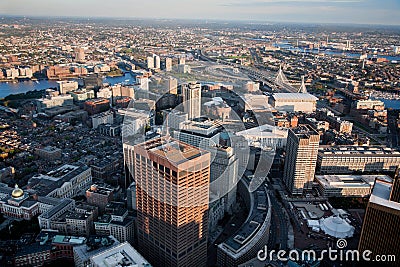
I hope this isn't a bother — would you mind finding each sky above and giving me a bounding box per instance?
[1,0,399,25]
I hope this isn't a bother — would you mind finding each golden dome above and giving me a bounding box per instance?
[12,184,24,199]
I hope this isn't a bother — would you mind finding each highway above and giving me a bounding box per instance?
[198,49,299,93]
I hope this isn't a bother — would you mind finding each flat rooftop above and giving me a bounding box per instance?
[137,137,208,165]
[315,174,392,188]
[319,146,400,156]
[272,93,318,102]
[90,242,151,267]
[236,124,288,138]
[369,180,400,211]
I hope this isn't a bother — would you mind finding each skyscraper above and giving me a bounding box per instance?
[358,178,400,265]
[283,125,320,195]
[165,57,173,71]
[134,137,210,267]
[153,54,161,69]
[147,56,154,69]
[182,82,201,120]
[167,77,178,94]
[75,47,85,62]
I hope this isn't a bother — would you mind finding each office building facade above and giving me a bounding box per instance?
[358,178,400,266]
[134,138,210,267]
[283,125,320,195]
[182,82,201,120]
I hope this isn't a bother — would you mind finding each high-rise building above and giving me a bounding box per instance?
[136,75,149,90]
[57,81,79,95]
[165,57,173,71]
[182,82,201,120]
[163,109,188,130]
[75,47,85,62]
[147,56,154,69]
[167,77,178,94]
[154,54,161,69]
[173,119,221,150]
[134,137,210,267]
[126,181,136,211]
[358,178,400,265]
[209,146,238,213]
[283,125,320,195]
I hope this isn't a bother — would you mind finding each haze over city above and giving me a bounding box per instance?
[0,1,399,267]
[1,0,400,25]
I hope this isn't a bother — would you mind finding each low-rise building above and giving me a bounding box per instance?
[35,146,62,160]
[84,98,110,115]
[315,174,392,197]
[91,111,114,129]
[90,242,151,267]
[28,164,92,199]
[36,95,74,111]
[317,146,400,174]
[269,93,318,113]
[236,124,288,149]
[86,184,114,213]
[94,203,135,244]
[73,235,120,267]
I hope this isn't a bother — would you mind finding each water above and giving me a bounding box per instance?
[0,72,137,99]
[379,99,400,110]
[273,42,400,61]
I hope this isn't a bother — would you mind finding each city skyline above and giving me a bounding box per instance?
[1,0,400,26]
[0,6,400,266]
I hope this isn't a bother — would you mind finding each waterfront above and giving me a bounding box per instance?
[379,99,400,110]
[0,72,137,99]
[274,42,400,61]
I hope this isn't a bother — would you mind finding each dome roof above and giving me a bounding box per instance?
[12,184,24,199]
[319,215,354,238]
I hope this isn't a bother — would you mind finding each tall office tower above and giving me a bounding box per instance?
[167,77,178,94]
[346,40,351,49]
[123,143,135,189]
[209,146,238,213]
[165,57,173,71]
[134,138,210,267]
[182,82,202,120]
[75,47,85,62]
[147,56,154,69]
[154,54,161,69]
[358,178,400,265]
[164,109,188,130]
[283,125,320,195]
[390,167,400,203]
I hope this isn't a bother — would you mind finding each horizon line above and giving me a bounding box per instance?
[1,14,400,27]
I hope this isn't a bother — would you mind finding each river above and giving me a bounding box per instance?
[379,99,400,110]
[0,72,137,99]
[273,42,400,61]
